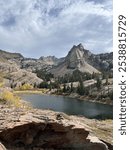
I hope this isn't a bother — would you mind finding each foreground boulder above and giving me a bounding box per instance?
[0,142,6,150]
[0,105,112,150]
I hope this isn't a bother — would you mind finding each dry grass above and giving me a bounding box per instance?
[14,88,49,94]
[0,90,33,110]
[0,91,21,107]
[14,90,43,94]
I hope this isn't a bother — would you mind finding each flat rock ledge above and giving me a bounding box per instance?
[0,104,112,150]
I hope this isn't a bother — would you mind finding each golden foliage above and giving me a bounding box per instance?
[19,83,33,90]
[0,91,21,107]
[0,82,4,87]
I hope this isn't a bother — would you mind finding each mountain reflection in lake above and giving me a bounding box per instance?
[19,94,113,120]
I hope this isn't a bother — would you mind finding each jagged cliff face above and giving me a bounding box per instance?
[50,44,100,76]
[66,44,99,72]
[0,44,113,83]
[66,44,86,69]
[65,43,113,73]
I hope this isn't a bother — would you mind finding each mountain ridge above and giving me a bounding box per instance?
[0,44,113,87]
[50,44,112,76]
[0,49,23,60]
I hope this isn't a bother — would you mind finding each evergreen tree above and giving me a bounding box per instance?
[105,77,109,85]
[70,82,74,92]
[34,82,37,88]
[39,82,49,88]
[96,78,102,89]
[63,83,67,93]
[66,85,71,93]
[85,88,89,96]
[77,80,85,95]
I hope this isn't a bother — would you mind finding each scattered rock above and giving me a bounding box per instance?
[56,113,64,120]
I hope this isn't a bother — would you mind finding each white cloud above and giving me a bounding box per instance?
[0,0,113,58]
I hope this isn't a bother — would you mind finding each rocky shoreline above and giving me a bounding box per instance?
[65,93,113,105]
[0,101,113,150]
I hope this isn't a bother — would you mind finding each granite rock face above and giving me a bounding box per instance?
[50,44,100,76]
[66,44,100,73]
[0,142,6,150]
[0,122,109,150]
[0,105,112,150]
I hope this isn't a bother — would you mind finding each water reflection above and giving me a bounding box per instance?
[19,94,113,119]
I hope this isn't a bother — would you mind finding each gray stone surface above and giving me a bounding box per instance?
[0,104,112,150]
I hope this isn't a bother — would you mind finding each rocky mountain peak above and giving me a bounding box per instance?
[67,44,85,58]
[77,43,84,50]
[50,44,99,75]
[70,43,84,52]
[71,43,84,50]
[65,44,86,69]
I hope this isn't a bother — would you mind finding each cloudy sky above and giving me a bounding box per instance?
[0,0,112,58]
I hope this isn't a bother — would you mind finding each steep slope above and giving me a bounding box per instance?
[0,50,42,87]
[86,52,113,72]
[0,49,23,60]
[50,44,100,76]
[0,62,42,87]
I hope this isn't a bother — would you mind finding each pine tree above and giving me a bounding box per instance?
[96,78,102,89]
[63,83,67,93]
[66,85,71,93]
[70,82,74,92]
[77,80,85,95]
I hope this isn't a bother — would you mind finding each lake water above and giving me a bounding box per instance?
[19,94,113,119]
